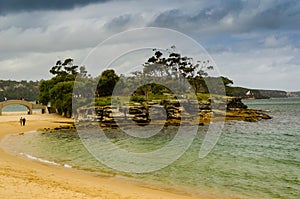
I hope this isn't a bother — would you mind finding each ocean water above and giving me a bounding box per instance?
[1,98,300,198]
[2,103,40,113]
[2,104,28,112]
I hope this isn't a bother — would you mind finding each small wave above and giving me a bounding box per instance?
[20,153,73,168]
[64,164,72,168]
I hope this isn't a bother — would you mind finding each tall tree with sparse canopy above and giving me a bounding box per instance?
[138,46,214,95]
[39,58,86,117]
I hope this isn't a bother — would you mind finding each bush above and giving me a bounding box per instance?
[130,96,145,103]
[95,97,112,106]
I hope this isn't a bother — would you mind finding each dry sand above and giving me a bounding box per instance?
[0,112,233,199]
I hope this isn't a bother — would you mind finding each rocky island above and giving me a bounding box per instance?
[75,96,271,129]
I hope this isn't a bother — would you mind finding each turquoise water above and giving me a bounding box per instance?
[2,104,28,112]
[2,98,300,198]
[2,102,40,113]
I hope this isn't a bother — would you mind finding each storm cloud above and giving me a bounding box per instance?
[150,0,300,33]
[0,0,299,90]
[0,0,110,14]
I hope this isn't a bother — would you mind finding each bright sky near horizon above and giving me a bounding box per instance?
[0,0,299,91]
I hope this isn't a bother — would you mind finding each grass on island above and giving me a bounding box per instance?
[90,93,228,108]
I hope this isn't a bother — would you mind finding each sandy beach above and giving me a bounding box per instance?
[0,112,232,199]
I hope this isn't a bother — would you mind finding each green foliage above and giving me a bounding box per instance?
[73,77,96,99]
[142,47,214,94]
[37,52,237,117]
[221,76,234,86]
[39,79,54,105]
[96,69,120,97]
[49,81,74,117]
[149,84,171,95]
[94,97,112,106]
[130,95,145,103]
[225,86,248,97]
[0,80,39,101]
[126,46,216,99]
[196,93,211,101]
[50,58,78,78]
[38,58,88,117]
[148,93,172,100]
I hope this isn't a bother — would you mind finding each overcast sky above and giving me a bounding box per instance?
[0,0,299,91]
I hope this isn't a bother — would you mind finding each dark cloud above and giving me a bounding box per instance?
[190,0,243,23]
[104,14,133,31]
[149,0,243,31]
[0,0,110,14]
[103,13,144,32]
[248,0,300,30]
[150,0,300,33]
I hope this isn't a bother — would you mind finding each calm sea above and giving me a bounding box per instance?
[2,102,41,113]
[1,98,300,198]
[2,104,28,112]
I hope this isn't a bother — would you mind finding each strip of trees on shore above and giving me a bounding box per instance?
[38,47,234,117]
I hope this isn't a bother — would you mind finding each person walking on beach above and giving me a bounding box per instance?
[20,117,23,126]
[22,117,26,126]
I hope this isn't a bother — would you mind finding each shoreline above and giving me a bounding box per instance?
[0,112,240,199]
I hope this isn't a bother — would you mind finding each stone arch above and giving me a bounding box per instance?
[0,100,48,115]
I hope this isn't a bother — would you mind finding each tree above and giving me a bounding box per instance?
[39,79,54,105]
[221,76,233,86]
[50,58,78,83]
[140,46,214,95]
[39,58,84,117]
[49,81,74,117]
[96,69,120,97]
